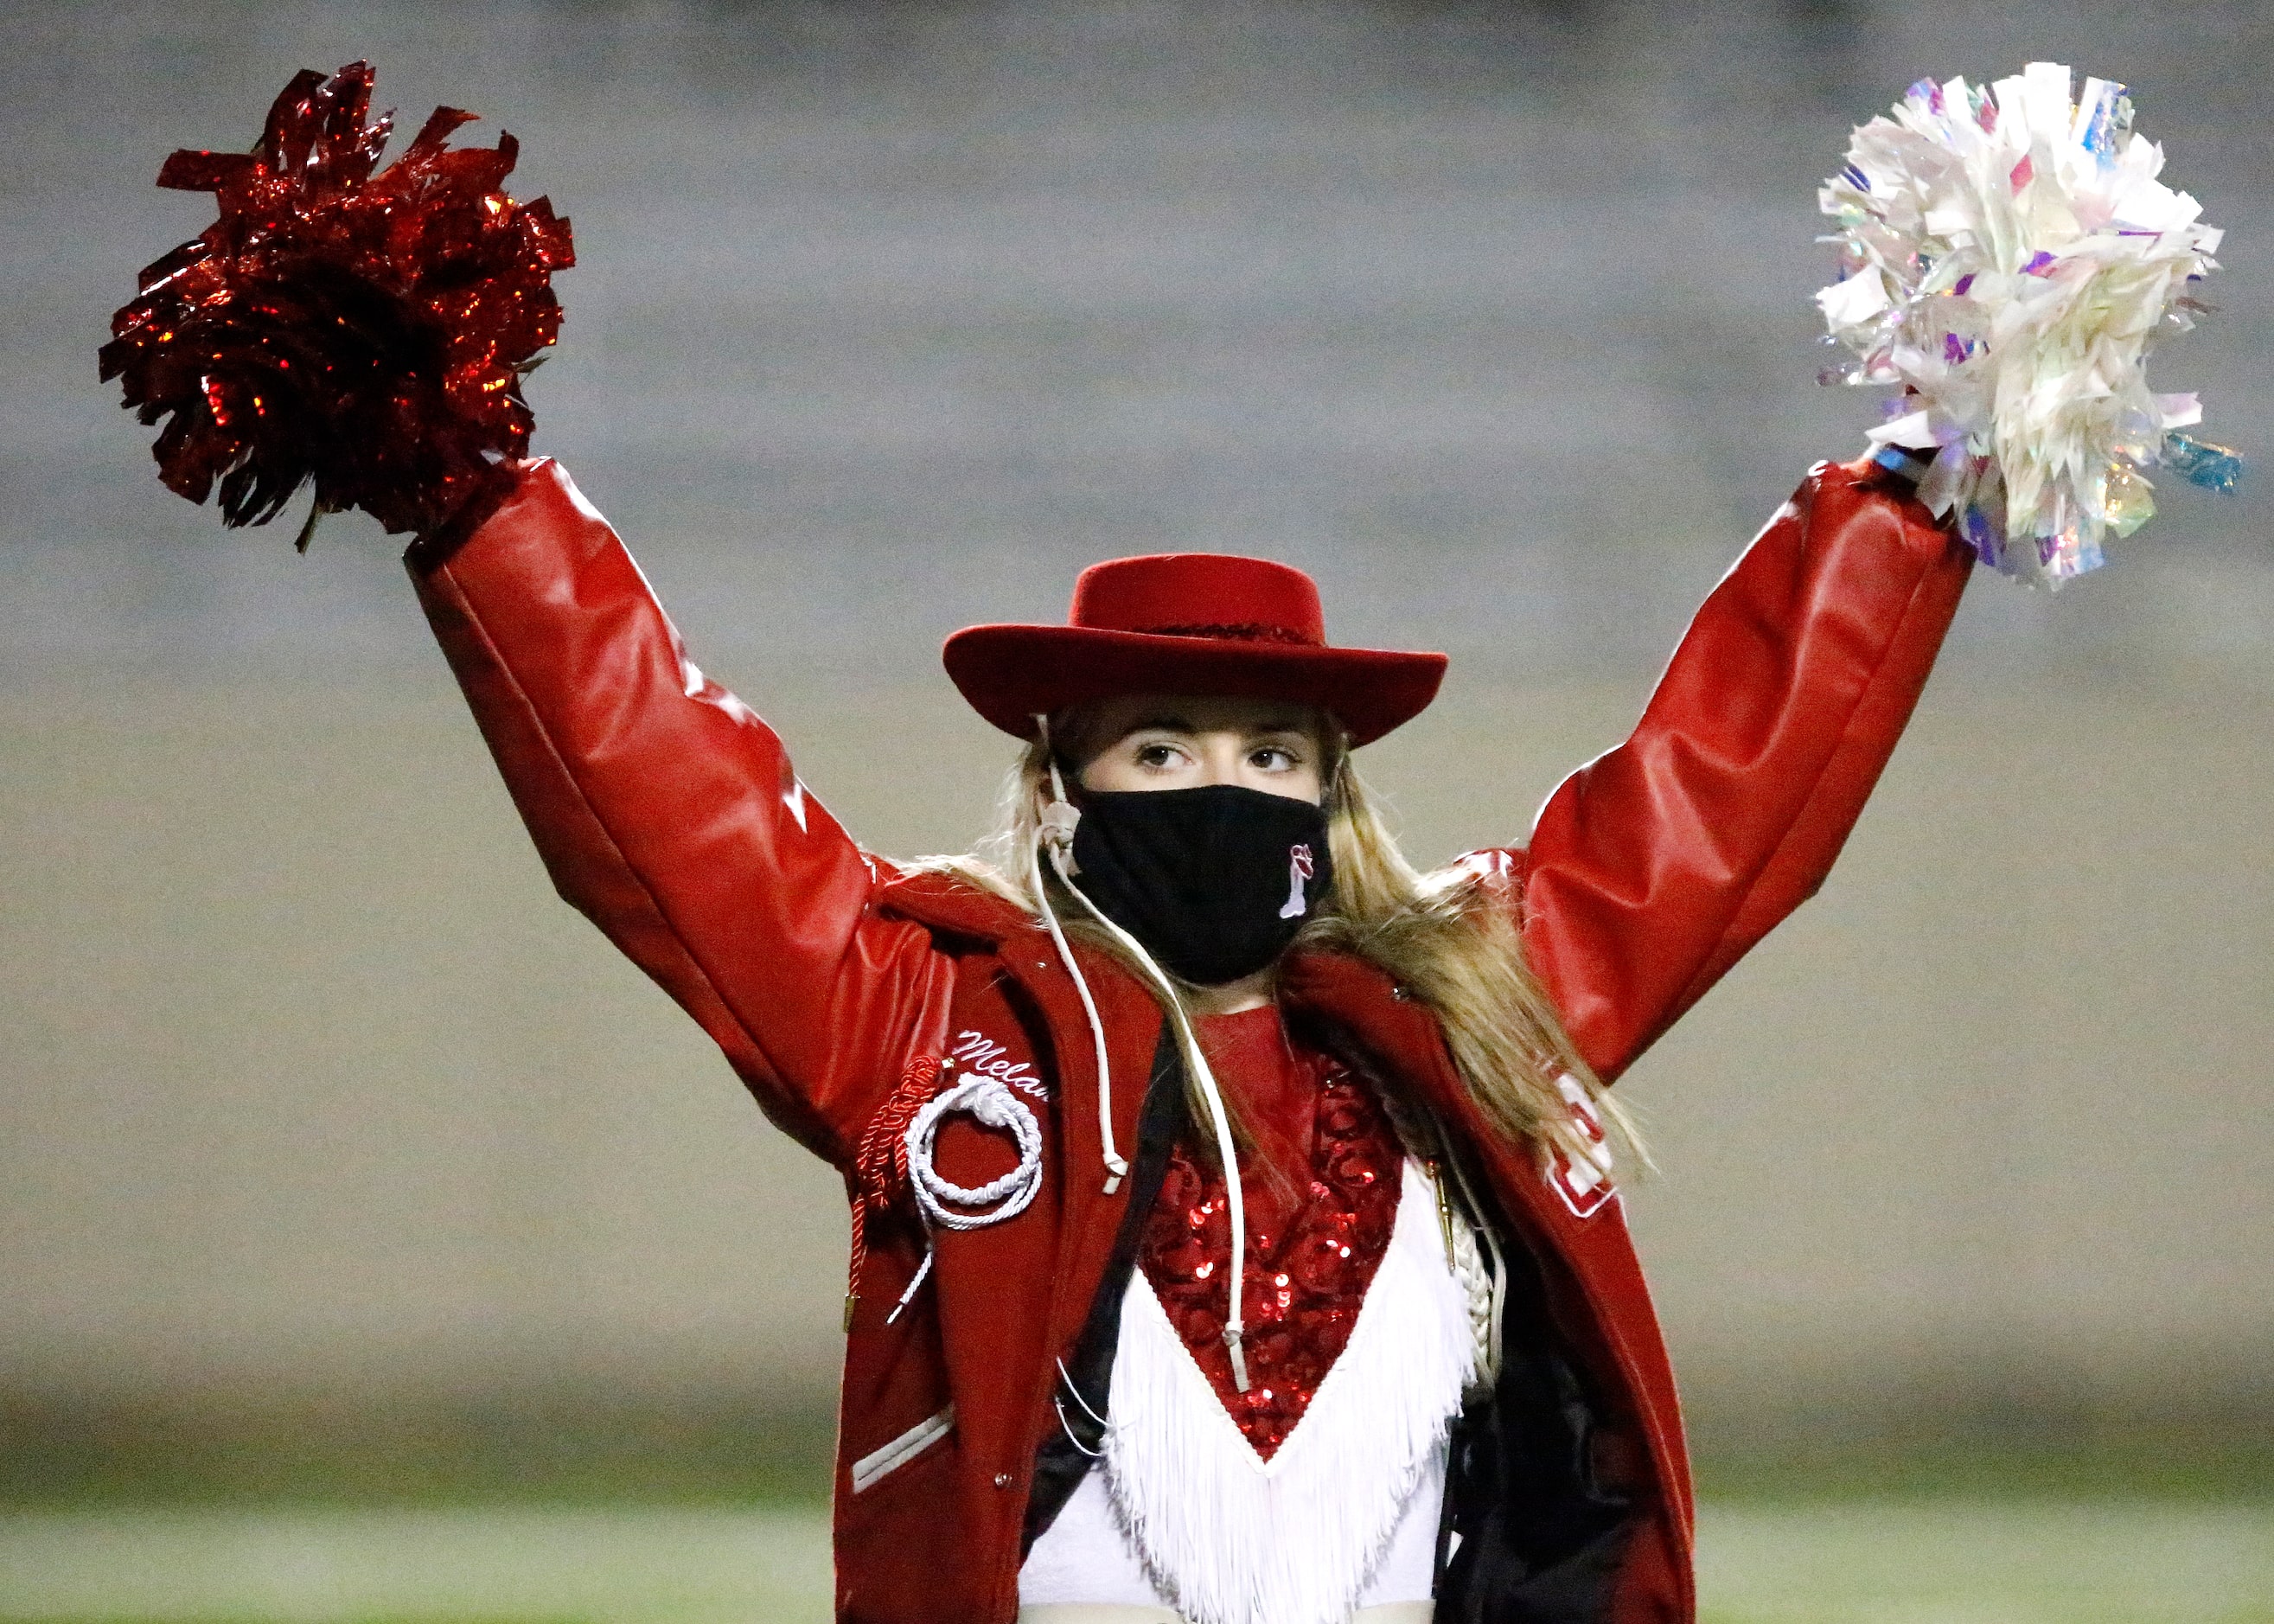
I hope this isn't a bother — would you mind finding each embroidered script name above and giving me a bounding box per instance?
[950,1030,1051,1103]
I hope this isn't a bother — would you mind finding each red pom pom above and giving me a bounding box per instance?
[99,63,574,543]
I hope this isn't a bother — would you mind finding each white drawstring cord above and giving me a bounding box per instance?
[1054,1356,1111,1457]
[1030,715,1253,1391]
[1032,720,1130,1197]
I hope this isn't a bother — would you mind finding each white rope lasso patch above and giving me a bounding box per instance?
[885,1066,1045,1322]
[906,1071,1045,1231]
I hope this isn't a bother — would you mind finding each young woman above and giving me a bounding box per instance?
[406,444,1970,1624]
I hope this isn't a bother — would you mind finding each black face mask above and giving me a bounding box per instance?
[1067,784,1333,985]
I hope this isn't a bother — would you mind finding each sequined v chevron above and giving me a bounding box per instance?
[1138,1016,1403,1458]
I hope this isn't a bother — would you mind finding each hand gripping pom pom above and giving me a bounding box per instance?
[98,63,574,545]
[1816,63,2236,585]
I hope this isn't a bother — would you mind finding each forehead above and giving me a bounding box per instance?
[1069,691,1327,750]
[1079,693,1319,739]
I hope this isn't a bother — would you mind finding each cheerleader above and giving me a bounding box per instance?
[104,59,2231,1624]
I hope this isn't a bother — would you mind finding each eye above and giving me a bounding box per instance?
[1249,744,1302,771]
[1135,741,1185,770]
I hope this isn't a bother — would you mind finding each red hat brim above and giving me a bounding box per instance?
[942,624,1448,747]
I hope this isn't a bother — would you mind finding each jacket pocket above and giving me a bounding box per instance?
[849,1404,956,1493]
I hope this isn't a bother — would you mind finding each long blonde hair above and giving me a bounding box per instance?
[905,720,1640,1176]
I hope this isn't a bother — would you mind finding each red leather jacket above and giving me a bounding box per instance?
[409,457,1970,1623]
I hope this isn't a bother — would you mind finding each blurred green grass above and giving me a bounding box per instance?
[3,1396,2268,1621]
[0,1396,840,1511]
[0,1506,834,1624]
[2,1500,2271,1624]
[9,1391,2271,1509]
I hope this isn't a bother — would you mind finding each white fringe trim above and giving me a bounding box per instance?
[1103,1160,1473,1624]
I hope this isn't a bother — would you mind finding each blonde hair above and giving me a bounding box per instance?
[905,718,1640,1177]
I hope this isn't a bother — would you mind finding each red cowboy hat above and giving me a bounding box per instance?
[942,553,1447,747]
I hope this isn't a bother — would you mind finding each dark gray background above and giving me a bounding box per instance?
[11,0,2271,692]
[4,0,2271,1460]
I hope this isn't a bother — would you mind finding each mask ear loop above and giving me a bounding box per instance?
[1029,713,1253,1391]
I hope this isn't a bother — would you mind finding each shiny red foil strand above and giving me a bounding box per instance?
[98,61,574,540]
[1140,1052,1403,1460]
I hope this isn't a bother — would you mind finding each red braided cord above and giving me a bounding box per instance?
[844,1053,948,1328]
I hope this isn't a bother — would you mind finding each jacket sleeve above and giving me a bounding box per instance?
[1520,457,1973,1084]
[406,459,950,1167]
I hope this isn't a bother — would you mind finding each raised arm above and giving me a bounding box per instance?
[407,460,949,1164]
[1519,457,1972,1083]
